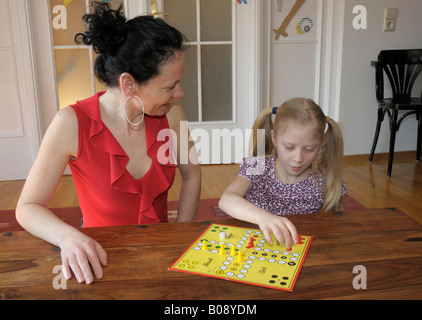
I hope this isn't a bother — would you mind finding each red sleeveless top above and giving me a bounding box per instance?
[68,92,176,227]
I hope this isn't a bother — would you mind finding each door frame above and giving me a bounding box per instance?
[0,0,42,180]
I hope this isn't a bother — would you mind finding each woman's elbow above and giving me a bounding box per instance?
[218,192,229,211]
[15,201,27,228]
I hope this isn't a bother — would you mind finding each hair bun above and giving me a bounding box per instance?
[75,1,128,56]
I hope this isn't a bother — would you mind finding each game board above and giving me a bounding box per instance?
[169,224,312,292]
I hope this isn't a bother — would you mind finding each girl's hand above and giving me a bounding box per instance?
[219,177,298,248]
[59,233,108,284]
[257,214,298,249]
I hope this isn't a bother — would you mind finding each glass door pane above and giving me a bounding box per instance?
[50,0,125,109]
[181,46,199,121]
[200,0,232,41]
[163,0,233,123]
[201,45,232,121]
[50,0,87,46]
[54,48,92,109]
[163,0,197,42]
[163,0,198,121]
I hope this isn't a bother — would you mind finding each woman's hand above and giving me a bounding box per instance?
[59,233,108,284]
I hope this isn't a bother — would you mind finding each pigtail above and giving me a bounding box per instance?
[314,116,344,211]
[249,108,276,157]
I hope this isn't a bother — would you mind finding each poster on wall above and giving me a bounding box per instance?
[272,0,318,41]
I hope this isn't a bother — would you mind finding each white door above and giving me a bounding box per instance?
[0,0,41,181]
[262,0,345,121]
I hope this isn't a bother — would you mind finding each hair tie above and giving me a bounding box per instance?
[324,116,330,133]
[272,107,278,115]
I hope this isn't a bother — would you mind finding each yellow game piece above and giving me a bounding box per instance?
[237,250,243,263]
[230,245,236,256]
[219,245,225,255]
[202,240,207,251]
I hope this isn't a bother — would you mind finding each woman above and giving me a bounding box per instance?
[16,2,201,284]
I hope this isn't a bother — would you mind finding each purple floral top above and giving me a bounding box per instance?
[238,156,347,216]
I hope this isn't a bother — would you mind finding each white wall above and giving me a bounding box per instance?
[340,0,422,155]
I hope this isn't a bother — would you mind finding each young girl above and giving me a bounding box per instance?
[219,98,346,249]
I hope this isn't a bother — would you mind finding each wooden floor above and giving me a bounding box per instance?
[1,151,421,225]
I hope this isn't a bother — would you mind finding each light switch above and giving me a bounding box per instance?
[384,8,397,32]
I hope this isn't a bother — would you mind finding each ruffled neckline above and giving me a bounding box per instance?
[75,91,175,223]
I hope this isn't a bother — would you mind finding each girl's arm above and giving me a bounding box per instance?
[219,176,298,248]
[16,107,107,284]
[167,103,201,222]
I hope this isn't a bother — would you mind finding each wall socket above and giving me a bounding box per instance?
[384,8,397,32]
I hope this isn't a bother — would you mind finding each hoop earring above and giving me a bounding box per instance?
[124,96,145,126]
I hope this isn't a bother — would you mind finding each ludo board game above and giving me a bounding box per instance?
[169,224,312,292]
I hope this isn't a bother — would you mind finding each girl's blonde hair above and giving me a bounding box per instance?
[249,98,344,212]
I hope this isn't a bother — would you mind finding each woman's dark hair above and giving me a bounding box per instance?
[74,1,185,87]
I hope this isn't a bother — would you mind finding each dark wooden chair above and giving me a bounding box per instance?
[369,49,422,177]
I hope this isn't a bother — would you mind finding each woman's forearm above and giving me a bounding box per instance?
[175,165,201,222]
[15,202,81,248]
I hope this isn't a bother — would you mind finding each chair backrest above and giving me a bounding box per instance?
[376,49,422,103]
